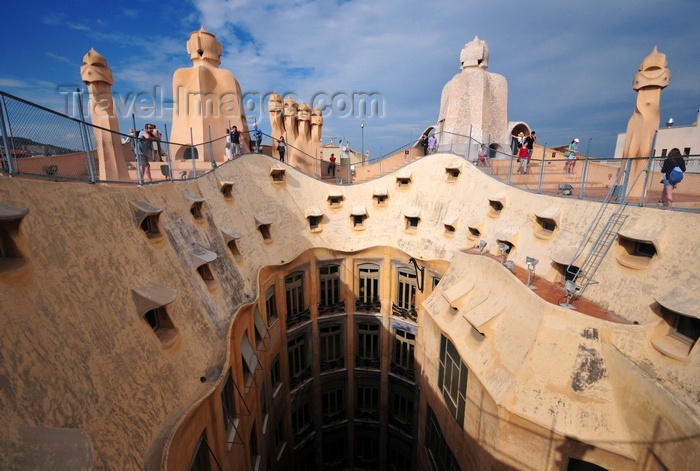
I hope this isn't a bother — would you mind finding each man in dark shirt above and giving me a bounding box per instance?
[660,149,686,207]
[230,126,241,157]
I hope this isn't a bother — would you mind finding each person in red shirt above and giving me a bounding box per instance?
[328,153,336,176]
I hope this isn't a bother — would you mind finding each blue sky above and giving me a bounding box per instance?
[1,0,698,157]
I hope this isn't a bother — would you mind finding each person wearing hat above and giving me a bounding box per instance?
[251,123,263,153]
[565,138,580,174]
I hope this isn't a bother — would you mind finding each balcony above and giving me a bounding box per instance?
[355,297,381,313]
[318,300,345,316]
[390,362,415,381]
[355,357,380,370]
[392,303,417,322]
[286,307,311,329]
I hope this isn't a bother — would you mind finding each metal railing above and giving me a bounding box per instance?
[2,90,698,212]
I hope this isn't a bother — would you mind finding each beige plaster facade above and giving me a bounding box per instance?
[1,152,698,470]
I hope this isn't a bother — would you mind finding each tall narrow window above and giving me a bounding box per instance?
[292,402,312,442]
[249,423,259,470]
[438,335,468,425]
[356,386,379,418]
[221,371,236,438]
[394,267,417,321]
[391,328,415,380]
[319,264,342,312]
[265,286,278,324]
[357,263,380,312]
[320,324,344,371]
[357,322,380,368]
[322,388,345,421]
[285,271,307,327]
[425,406,460,471]
[288,334,310,389]
[189,432,212,471]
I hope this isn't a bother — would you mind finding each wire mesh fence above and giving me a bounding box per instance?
[1,91,698,212]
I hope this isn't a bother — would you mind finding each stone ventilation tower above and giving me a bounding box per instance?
[80,48,130,181]
[170,27,249,162]
[437,36,508,155]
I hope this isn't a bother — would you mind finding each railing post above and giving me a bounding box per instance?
[537,143,546,193]
[0,94,15,175]
[207,126,216,170]
[76,88,96,183]
[640,131,658,207]
[163,123,173,180]
[579,154,589,199]
[132,115,143,185]
[190,127,197,179]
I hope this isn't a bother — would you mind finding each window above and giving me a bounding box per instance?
[292,402,312,442]
[567,458,608,470]
[319,264,341,310]
[446,168,460,180]
[274,421,286,456]
[271,168,285,182]
[308,215,321,231]
[140,214,160,238]
[241,332,259,390]
[355,434,380,467]
[220,182,234,199]
[425,406,460,471]
[189,432,212,471]
[357,263,380,311]
[322,435,346,468]
[373,193,388,206]
[397,177,411,187]
[438,335,468,426]
[327,195,344,207]
[285,271,307,327]
[489,199,503,216]
[190,202,204,220]
[265,286,278,324]
[258,223,272,241]
[356,386,379,417]
[320,324,344,370]
[670,312,700,347]
[467,226,481,239]
[391,390,414,429]
[250,423,260,470]
[538,217,557,233]
[288,334,310,388]
[196,263,216,289]
[405,216,420,230]
[444,224,456,235]
[144,306,177,344]
[617,236,657,269]
[322,388,345,421]
[357,322,380,368]
[391,328,415,379]
[221,371,237,436]
[270,356,281,392]
[227,238,241,258]
[394,267,417,321]
[396,268,416,310]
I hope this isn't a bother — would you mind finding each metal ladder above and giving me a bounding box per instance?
[567,170,630,299]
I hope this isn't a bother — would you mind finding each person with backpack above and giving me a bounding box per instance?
[660,148,686,207]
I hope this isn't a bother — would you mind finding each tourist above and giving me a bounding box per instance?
[517,144,531,174]
[419,134,428,155]
[251,124,263,153]
[276,136,286,162]
[564,138,579,174]
[512,132,525,155]
[477,144,488,167]
[660,148,686,207]
[428,134,438,154]
[224,129,233,161]
[229,126,241,157]
[524,131,536,157]
[328,153,336,177]
[137,123,159,182]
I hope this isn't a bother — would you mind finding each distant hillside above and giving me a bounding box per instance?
[6,137,77,157]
